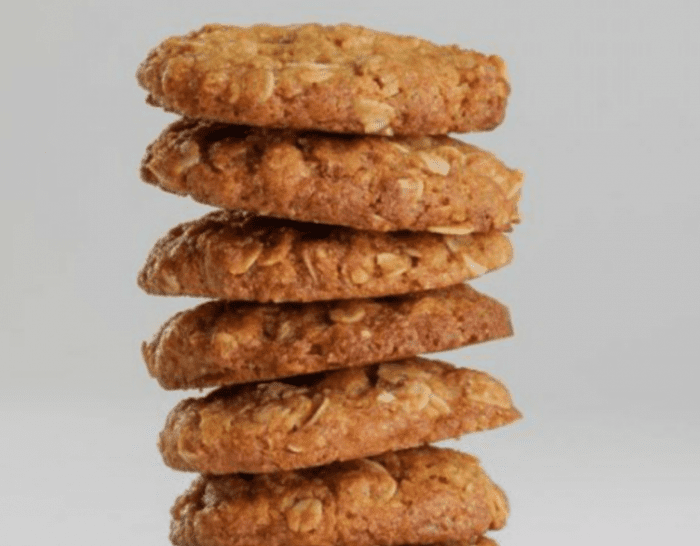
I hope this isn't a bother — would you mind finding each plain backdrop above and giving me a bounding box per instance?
[2,1,699,544]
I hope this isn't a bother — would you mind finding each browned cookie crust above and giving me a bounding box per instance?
[136,23,509,135]
[170,446,508,546]
[159,357,521,473]
[141,119,522,233]
[137,211,512,302]
[143,284,512,390]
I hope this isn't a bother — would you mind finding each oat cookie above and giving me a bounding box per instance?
[137,211,512,302]
[159,357,520,473]
[170,446,508,546]
[143,284,512,390]
[142,119,522,233]
[137,23,509,136]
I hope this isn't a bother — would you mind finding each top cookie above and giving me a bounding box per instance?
[137,23,510,135]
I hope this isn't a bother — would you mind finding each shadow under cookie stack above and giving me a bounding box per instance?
[136,23,523,546]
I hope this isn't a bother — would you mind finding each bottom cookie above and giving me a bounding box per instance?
[170,446,507,546]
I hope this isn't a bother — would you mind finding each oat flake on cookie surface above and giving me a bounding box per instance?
[137,23,510,135]
[142,119,522,233]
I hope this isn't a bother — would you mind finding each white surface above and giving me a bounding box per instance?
[2,1,700,544]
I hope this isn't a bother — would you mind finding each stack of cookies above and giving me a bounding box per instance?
[136,23,523,546]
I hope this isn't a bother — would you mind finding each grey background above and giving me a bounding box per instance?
[2,1,699,544]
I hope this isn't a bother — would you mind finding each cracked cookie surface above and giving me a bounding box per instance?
[137,211,512,302]
[159,357,521,473]
[141,119,522,233]
[170,446,508,546]
[143,284,512,390]
[137,23,509,135]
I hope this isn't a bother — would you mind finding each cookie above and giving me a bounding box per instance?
[169,446,508,546]
[137,211,512,302]
[143,284,512,390]
[141,119,522,233]
[159,357,520,473]
[137,23,509,136]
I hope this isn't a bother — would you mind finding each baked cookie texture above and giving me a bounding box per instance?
[135,21,520,546]
[137,211,513,302]
[169,446,508,546]
[143,284,512,390]
[158,357,521,473]
[137,23,509,136]
[141,119,522,233]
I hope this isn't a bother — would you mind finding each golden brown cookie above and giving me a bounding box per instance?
[159,357,521,473]
[141,119,522,233]
[143,284,512,390]
[137,211,512,302]
[137,23,509,136]
[169,446,508,546]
